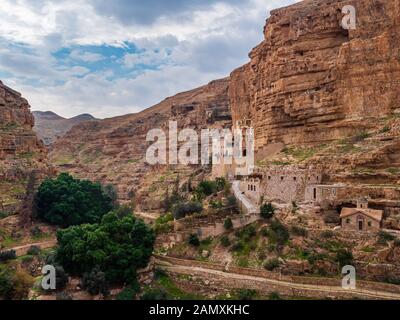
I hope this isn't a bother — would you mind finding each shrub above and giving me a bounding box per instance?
[260,203,275,220]
[210,200,223,209]
[36,173,114,227]
[27,245,41,256]
[56,212,155,284]
[56,292,73,300]
[264,258,281,271]
[236,225,257,242]
[336,249,354,268]
[196,181,218,197]
[291,226,308,238]
[269,292,282,300]
[30,226,43,238]
[227,195,237,207]
[215,178,227,192]
[117,283,140,300]
[224,218,233,230]
[220,236,231,247]
[141,288,169,300]
[113,205,133,218]
[268,220,289,246]
[321,230,334,239]
[173,201,203,220]
[378,231,396,245]
[82,267,110,296]
[323,212,340,224]
[236,289,257,300]
[55,265,69,290]
[0,265,34,300]
[232,241,244,253]
[188,234,200,247]
[0,250,16,262]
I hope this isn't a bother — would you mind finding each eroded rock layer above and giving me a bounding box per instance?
[229,0,400,153]
[0,81,50,212]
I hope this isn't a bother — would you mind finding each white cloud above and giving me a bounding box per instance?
[0,0,299,118]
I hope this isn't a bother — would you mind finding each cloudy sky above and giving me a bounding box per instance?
[0,0,298,119]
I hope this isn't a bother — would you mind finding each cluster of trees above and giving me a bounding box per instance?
[172,201,203,219]
[35,173,114,227]
[56,210,155,285]
[33,173,155,296]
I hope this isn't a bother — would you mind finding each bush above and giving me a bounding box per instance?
[236,225,257,242]
[269,292,282,300]
[0,250,16,262]
[117,283,140,300]
[188,234,200,247]
[268,220,289,246]
[27,246,41,256]
[378,231,396,245]
[173,201,203,220]
[224,218,233,230]
[141,288,169,300]
[227,195,237,207]
[231,241,244,253]
[56,292,73,300]
[323,212,340,224]
[0,265,34,300]
[321,230,334,239]
[55,265,68,290]
[260,203,275,220]
[36,173,114,227]
[264,258,281,271]
[291,226,308,238]
[82,267,110,296]
[220,236,231,247]
[336,249,354,268]
[215,178,227,192]
[56,212,155,284]
[196,181,218,198]
[236,289,257,300]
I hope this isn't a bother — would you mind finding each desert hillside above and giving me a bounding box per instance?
[33,111,97,145]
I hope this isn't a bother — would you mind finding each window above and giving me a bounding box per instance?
[346,218,351,224]
[368,221,372,227]
[254,186,257,192]
[268,176,271,180]
[293,177,297,181]
[313,188,317,200]
[281,177,284,181]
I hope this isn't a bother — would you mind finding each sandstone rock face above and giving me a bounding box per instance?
[50,78,231,204]
[0,81,50,212]
[229,0,400,153]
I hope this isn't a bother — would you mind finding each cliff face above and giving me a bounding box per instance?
[229,0,400,154]
[0,81,50,212]
[50,78,231,206]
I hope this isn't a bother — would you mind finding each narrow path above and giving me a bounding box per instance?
[2,239,57,257]
[156,257,400,300]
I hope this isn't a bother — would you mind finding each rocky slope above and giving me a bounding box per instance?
[33,111,97,145]
[49,78,231,207]
[0,81,51,214]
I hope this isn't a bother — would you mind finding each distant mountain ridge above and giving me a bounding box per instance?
[33,111,97,145]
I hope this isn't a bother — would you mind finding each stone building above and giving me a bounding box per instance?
[305,184,347,203]
[340,199,383,232]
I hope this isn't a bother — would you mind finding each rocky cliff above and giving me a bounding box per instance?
[50,78,231,207]
[230,0,400,154]
[33,111,97,145]
[0,81,50,213]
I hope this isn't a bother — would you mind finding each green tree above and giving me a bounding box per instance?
[172,201,203,219]
[336,249,354,268]
[224,218,233,230]
[56,211,155,284]
[260,203,275,220]
[82,266,110,296]
[36,173,114,227]
[196,181,218,198]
